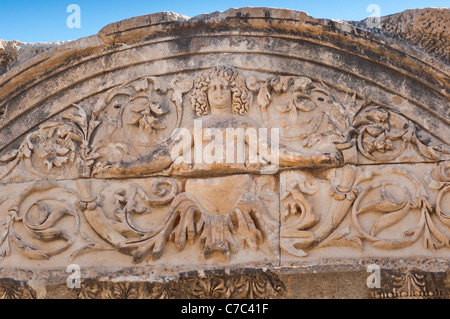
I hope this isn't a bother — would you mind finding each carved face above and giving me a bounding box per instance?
[207,77,232,113]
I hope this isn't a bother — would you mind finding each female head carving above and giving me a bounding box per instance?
[190,66,250,116]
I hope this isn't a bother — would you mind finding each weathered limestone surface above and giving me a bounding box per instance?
[0,7,448,299]
[355,8,450,63]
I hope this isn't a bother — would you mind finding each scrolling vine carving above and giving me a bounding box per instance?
[0,66,448,264]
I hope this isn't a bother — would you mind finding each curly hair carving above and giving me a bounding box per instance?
[190,66,250,117]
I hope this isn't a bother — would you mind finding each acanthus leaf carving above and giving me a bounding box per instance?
[281,162,450,257]
[117,175,278,263]
[0,64,447,181]
[0,103,100,182]
[0,171,281,264]
[281,166,358,256]
[350,166,450,251]
[314,224,363,251]
[90,75,187,175]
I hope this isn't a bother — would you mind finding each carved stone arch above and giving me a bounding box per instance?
[0,7,448,299]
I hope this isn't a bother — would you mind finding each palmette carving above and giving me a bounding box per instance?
[184,272,286,299]
[372,269,448,299]
[77,280,141,299]
[0,280,36,299]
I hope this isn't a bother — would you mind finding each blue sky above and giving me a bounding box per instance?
[1,0,448,42]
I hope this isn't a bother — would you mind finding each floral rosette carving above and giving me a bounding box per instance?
[347,106,449,163]
[425,162,450,235]
[0,104,99,181]
[91,75,190,169]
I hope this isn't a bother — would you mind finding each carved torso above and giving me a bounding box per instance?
[0,8,448,299]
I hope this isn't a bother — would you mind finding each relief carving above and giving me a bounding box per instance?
[0,104,99,182]
[0,279,36,299]
[246,74,350,148]
[0,174,278,264]
[91,76,189,171]
[0,67,448,264]
[338,105,449,164]
[280,166,359,257]
[0,183,79,260]
[372,269,448,299]
[77,271,286,299]
[119,175,278,262]
[0,7,448,298]
[281,162,450,258]
[2,66,446,184]
[93,66,343,178]
[350,166,450,250]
